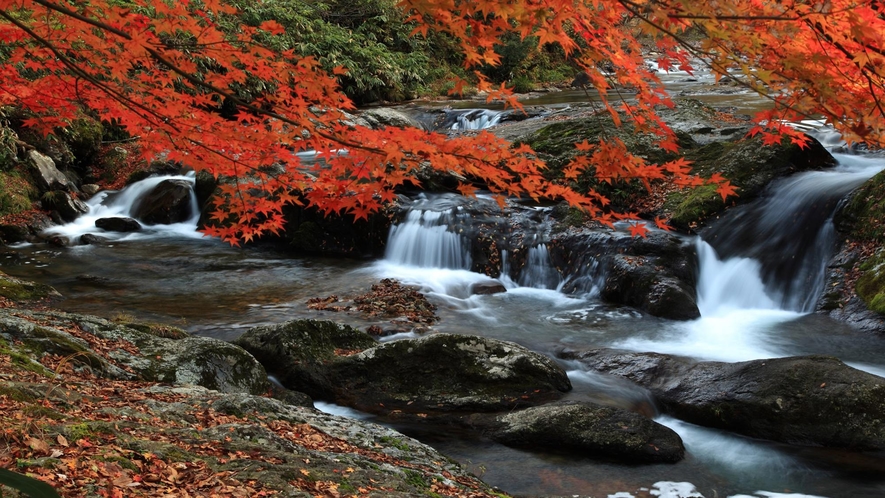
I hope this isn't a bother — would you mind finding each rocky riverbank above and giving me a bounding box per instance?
[0,274,507,497]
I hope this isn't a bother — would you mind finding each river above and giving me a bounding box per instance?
[2,77,885,497]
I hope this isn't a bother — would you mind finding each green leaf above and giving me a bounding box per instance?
[0,468,61,498]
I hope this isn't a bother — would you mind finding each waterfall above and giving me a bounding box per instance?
[384,209,472,270]
[699,153,884,312]
[517,244,563,290]
[44,173,201,240]
[449,109,505,131]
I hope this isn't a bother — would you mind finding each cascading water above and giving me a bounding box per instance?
[384,209,473,270]
[700,153,885,312]
[517,243,563,290]
[449,109,505,131]
[44,173,201,241]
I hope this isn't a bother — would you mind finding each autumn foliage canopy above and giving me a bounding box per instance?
[1,0,885,243]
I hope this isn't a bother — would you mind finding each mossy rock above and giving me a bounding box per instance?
[517,115,694,212]
[857,250,885,315]
[0,271,61,302]
[664,135,835,229]
[839,169,885,243]
[234,319,376,393]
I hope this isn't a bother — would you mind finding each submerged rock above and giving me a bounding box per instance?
[567,349,885,450]
[484,401,685,463]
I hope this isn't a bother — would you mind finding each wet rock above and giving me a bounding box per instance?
[280,203,391,258]
[323,334,571,415]
[96,216,141,232]
[470,282,507,295]
[602,255,700,320]
[132,179,193,224]
[567,349,885,450]
[234,319,377,394]
[484,401,685,463]
[81,184,101,196]
[0,271,61,303]
[550,228,700,320]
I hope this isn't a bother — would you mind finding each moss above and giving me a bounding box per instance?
[379,436,411,452]
[0,272,58,302]
[65,422,94,442]
[95,455,139,472]
[664,183,722,229]
[842,170,885,243]
[0,168,36,218]
[402,469,428,489]
[0,338,53,377]
[22,405,64,420]
[857,250,885,315]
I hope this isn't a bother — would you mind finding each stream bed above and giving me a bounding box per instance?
[3,73,885,496]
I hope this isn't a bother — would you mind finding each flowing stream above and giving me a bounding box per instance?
[4,123,885,495]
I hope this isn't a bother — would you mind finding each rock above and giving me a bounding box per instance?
[96,217,141,232]
[485,401,685,463]
[234,319,378,393]
[323,334,571,415]
[550,228,700,320]
[359,108,421,129]
[81,184,101,196]
[666,133,836,230]
[42,191,89,222]
[470,282,507,295]
[29,150,75,192]
[602,255,700,320]
[567,349,885,450]
[0,271,61,302]
[0,309,270,395]
[132,179,194,224]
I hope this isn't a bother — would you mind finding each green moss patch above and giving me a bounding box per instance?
[857,250,885,315]
[842,170,885,243]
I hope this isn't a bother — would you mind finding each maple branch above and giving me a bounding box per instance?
[0,8,173,131]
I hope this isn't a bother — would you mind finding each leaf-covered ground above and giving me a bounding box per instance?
[0,301,504,497]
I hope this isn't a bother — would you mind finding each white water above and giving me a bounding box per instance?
[450,109,505,131]
[44,173,202,241]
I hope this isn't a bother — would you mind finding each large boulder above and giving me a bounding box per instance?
[323,334,571,415]
[132,179,194,224]
[234,319,377,392]
[359,108,422,129]
[483,401,685,463]
[565,349,885,450]
[29,150,75,192]
[42,191,89,222]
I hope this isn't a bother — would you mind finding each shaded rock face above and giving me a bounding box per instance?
[43,192,89,222]
[0,309,270,395]
[566,349,885,450]
[29,150,75,192]
[485,401,684,463]
[550,229,700,320]
[326,334,572,414]
[132,179,194,224]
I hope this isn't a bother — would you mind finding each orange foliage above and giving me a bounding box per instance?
[1,0,884,243]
